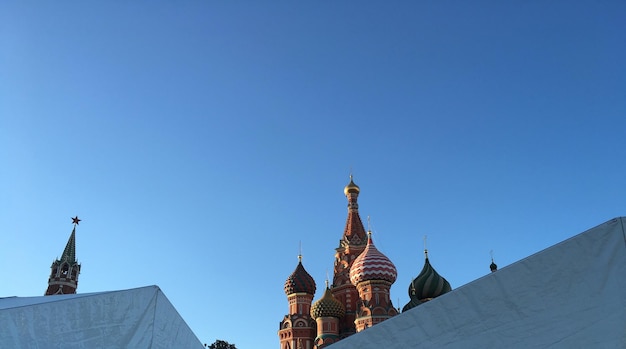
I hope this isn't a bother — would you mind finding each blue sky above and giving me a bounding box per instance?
[1,2,625,348]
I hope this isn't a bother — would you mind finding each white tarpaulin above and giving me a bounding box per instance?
[329,217,626,348]
[0,285,204,349]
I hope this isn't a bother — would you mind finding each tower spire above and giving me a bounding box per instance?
[333,175,369,337]
[61,226,77,262]
[45,217,82,296]
[341,175,366,240]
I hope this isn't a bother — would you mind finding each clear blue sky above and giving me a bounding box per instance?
[1,2,625,348]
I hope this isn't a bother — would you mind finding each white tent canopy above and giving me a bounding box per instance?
[0,285,204,349]
[329,217,626,348]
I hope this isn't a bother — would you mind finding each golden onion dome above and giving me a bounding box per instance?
[343,175,360,196]
[311,286,345,319]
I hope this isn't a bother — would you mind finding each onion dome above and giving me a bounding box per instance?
[311,283,345,319]
[490,251,498,272]
[343,175,360,196]
[401,297,422,312]
[490,260,498,272]
[284,257,317,295]
[407,251,451,301]
[349,232,397,285]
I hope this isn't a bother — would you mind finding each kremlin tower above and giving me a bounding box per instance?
[45,217,81,296]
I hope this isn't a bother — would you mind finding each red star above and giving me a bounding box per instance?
[72,216,81,225]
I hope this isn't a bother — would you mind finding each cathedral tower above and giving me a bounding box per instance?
[331,175,368,337]
[279,255,317,349]
[349,231,398,331]
[310,280,345,348]
[45,217,81,296]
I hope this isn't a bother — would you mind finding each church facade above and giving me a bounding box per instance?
[278,178,453,349]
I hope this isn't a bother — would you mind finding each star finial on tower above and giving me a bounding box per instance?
[72,216,81,225]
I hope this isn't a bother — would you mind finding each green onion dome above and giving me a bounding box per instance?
[490,260,498,272]
[284,259,317,296]
[401,296,422,312]
[311,286,345,319]
[407,252,451,302]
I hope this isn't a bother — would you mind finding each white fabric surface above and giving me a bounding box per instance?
[0,285,204,349]
[329,217,626,348]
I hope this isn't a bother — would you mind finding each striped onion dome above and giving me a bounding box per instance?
[284,258,317,295]
[401,296,422,312]
[349,233,397,285]
[407,251,451,302]
[311,285,345,319]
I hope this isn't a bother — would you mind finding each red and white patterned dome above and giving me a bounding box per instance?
[284,258,317,296]
[349,233,397,285]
